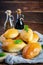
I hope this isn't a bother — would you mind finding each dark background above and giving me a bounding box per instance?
[0,1,43,64]
[0,0,43,26]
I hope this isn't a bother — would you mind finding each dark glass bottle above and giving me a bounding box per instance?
[15,9,24,30]
[15,18,24,30]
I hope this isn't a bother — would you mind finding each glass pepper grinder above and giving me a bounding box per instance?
[15,9,24,30]
[4,10,14,31]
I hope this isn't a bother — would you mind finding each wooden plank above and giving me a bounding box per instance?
[0,12,43,26]
[0,1,41,3]
[0,1,43,12]
[0,0,42,1]
[0,1,43,24]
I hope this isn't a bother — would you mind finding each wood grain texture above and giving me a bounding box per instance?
[0,0,43,25]
[0,63,43,65]
[0,1,43,12]
[0,12,43,26]
[0,0,43,24]
[0,0,43,1]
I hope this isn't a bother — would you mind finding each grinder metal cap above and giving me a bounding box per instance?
[5,10,12,15]
[16,9,22,14]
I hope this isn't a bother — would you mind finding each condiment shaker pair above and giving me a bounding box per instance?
[4,9,24,31]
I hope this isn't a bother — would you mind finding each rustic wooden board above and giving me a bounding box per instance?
[0,1,43,12]
[0,0,43,25]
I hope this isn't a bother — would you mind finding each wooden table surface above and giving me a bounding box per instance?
[0,22,43,65]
